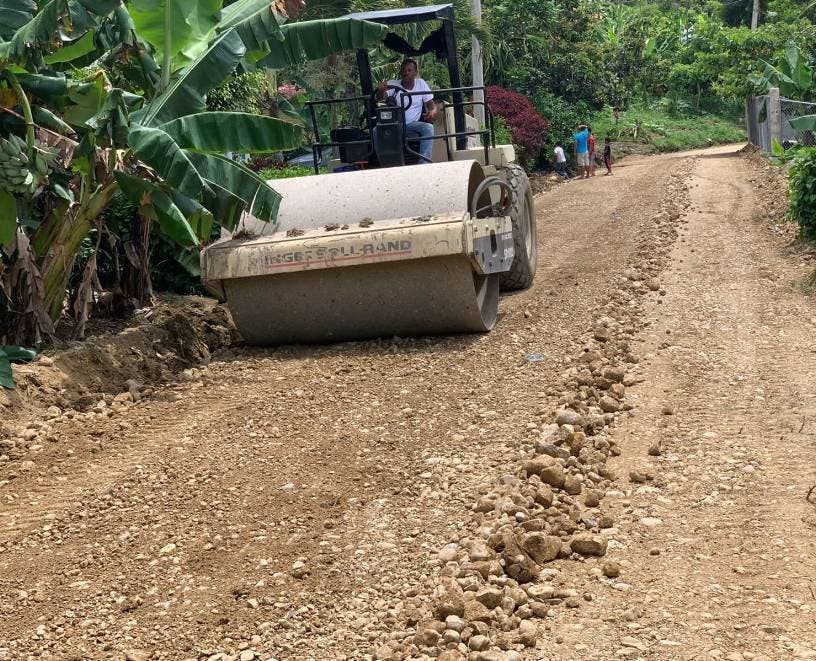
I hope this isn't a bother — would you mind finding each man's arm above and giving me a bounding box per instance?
[423,98,438,122]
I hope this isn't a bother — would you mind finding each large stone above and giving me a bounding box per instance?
[563,474,583,495]
[432,577,465,620]
[599,396,620,413]
[474,587,503,610]
[524,455,556,477]
[533,485,554,508]
[463,600,493,623]
[414,628,441,647]
[521,533,561,564]
[555,409,584,427]
[603,366,626,382]
[534,442,570,461]
[538,464,566,489]
[570,533,608,557]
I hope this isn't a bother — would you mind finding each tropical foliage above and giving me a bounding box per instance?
[0,0,386,346]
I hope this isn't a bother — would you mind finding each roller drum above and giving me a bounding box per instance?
[225,256,499,345]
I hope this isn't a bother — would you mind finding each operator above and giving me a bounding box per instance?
[376,58,438,164]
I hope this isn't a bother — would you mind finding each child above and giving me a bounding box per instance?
[603,137,613,175]
[554,143,568,179]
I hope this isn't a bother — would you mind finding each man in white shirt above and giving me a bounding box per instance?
[553,142,568,179]
[376,59,438,163]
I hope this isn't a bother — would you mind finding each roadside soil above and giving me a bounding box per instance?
[1,145,815,661]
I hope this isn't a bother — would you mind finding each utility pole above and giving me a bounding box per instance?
[751,0,760,29]
[471,0,486,127]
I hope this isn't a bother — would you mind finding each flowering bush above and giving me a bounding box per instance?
[486,86,549,165]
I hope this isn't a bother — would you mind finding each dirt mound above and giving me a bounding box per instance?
[0,295,235,419]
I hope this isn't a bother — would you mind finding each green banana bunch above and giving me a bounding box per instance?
[0,134,58,195]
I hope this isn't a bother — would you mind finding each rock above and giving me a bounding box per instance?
[469,542,492,562]
[414,628,441,647]
[239,652,255,661]
[535,442,570,461]
[445,615,466,632]
[584,489,603,508]
[521,533,561,564]
[602,561,621,578]
[646,278,661,291]
[158,543,176,555]
[125,652,150,661]
[648,442,662,456]
[629,467,655,483]
[533,485,554,508]
[649,547,661,556]
[468,634,491,652]
[598,514,615,529]
[594,326,611,342]
[463,600,493,623]
[433,578,465,619]
[524,455,557,478]
[517,620,538,647]
[555,409,584,427]
[439,543,459,562]
[661,403,674,415]
[565,596,582,608]
[474,496,495,513]
[563,474,582,495]
[475,587,504,610]
[599,396,620,413]
[538,464,566,490]
[291,560,309,578]
[570,533,608,557]
[604,366,626,383]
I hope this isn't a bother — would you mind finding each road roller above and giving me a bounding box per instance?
[200,4,537,345]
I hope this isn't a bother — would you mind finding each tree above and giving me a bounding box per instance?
[0,0,387,344]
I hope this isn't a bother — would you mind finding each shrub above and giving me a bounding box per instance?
[486,86,549,165]
[788,147,816,240]
[532,90,590,161]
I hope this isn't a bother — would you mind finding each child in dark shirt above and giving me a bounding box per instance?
[603,137,613,175]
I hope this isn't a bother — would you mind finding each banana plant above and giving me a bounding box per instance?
[0,0,388,342]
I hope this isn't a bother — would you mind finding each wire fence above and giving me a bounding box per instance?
[780,97,816,147]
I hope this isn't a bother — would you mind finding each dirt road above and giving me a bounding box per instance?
[1,147,815,661]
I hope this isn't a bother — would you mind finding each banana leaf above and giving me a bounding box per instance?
[789,114,816,132]
[159,112,303,154]
[202,180,246,231]
[129,0,222,77]
[217,0,286,50]
[2,0,70,64]
[115,172,199,247]
[257,18,388,69]
[188,152,281,223]
[137,28,246,126]
[32,106,75,136]
[128,124,211,201]
[0,349,12,389]
[0,0,36,41]
[45,29,96,64]
[0,190,17,248]
[0,346,37,390]
[64,75,108,126]
[172,192,215,241]
[17,72,70,98]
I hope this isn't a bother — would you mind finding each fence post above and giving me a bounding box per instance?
[768,87,782,146]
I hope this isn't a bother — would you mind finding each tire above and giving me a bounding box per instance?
[499,163,538,291]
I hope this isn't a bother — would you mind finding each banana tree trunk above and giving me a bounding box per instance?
[33,183,118,321]
[122,212,154,307]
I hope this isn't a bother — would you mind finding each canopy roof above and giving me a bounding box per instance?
[346,4,454,25]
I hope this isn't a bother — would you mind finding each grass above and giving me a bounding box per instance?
[588,103,746,152]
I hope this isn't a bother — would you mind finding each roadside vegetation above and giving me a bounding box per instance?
[588,105,745,153]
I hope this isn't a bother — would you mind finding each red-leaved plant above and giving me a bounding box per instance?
[486,86,549,165]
